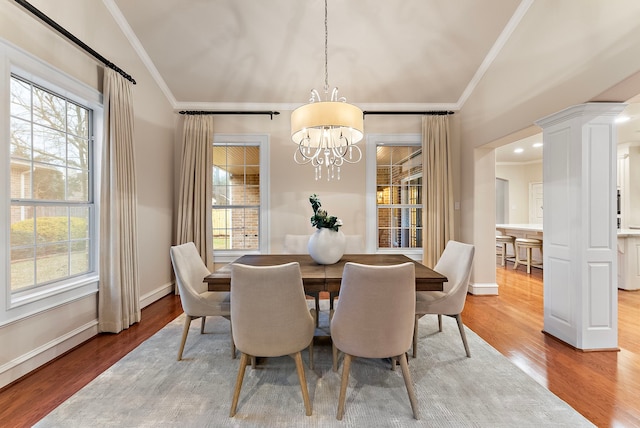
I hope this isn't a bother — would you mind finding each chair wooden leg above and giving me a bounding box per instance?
[398,352,419,420]
[293,351,312,416]
[513,243,520,270]
[412,315,419,358]
[330,310,340,372]
[230,352,250,417]
[229,323,236,359]
[309,309,316,370]
[437,314,443,332]
[314,295,320,327]
[500,242,507,266]
[336,353,352,420]
[200,316,206,334]
[455,314,471,357]
[526,247,532,274]
[177,315,193,361]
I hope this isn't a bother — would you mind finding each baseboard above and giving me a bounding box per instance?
[140,281,174,309]
[468,282,499,295]
[0,320,98,390]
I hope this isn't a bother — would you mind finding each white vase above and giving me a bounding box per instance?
[308,228,346,265]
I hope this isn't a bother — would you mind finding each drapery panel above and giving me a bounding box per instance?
[175,115,214,291]
[98,69,140,333]
[422,115,455,268]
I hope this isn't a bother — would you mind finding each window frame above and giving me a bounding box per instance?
[365,133,423,260]
[0,40,102,324]
[212,134,269,263]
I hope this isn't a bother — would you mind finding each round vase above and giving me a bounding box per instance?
[308,228,346,265]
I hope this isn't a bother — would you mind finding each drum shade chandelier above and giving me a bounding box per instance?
[291,0,363,181]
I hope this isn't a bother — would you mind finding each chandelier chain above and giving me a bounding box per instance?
[324,0,328,95]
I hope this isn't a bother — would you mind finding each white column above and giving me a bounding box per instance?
[535,103,625,350]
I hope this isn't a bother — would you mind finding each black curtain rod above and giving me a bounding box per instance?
[179,111,280,120]
[14,0,136,85]
[363,111,454,116]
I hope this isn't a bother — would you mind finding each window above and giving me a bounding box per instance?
[212,135,268,255]
[367,134,422,252]
[9,74,95,294]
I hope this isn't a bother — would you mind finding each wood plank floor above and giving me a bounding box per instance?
[1,260,639,427]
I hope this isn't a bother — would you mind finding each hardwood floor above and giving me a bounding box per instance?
[463,260,640,428]
[1,261,639,427]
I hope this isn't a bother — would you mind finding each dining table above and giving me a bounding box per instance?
[204,253,447,293]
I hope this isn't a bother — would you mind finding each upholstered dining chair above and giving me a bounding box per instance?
[413,240,475,358]
[229,262,316,418]
[330,262,419,420]
[283,234,322,322]
[169,242,234,361]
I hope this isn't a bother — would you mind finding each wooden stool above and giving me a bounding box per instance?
[513,238,543,274]
[496,235,516,266]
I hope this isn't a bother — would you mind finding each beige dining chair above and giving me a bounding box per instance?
[170,242,234,361]
[413,240,475,358]
[283,234,322,322]
[329,234,365,310]
[330,262,419,420]
[229,262,316,418]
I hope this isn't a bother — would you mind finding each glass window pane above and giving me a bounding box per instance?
[10,159,32,199]
[10,77,32,120]
[67,103,89,138]
[67,168,89,201]
[33,124,66,166]
[70,207,90,239]
[33,87,65,131]
[10,117,32,160]
[212,142,261,250]
[33,164,65,200]
[68,135,89,169]
[70,240,90,276]
[36,243,69,284]
[11,249,34,291]
[11,206,34,246]
[36,207,69,244]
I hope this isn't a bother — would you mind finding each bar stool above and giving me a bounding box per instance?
[496,235,516,267]
[513,238,543,274]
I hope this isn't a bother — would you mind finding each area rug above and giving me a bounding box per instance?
[35,304,594,427]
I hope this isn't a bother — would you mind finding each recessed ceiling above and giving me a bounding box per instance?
[495,102,640,163]
[109,0,523,110]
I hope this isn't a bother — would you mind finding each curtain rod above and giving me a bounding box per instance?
[179,111,281,120]
[363,111,454,116]
[14,0,136,85]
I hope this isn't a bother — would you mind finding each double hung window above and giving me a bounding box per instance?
[9,74,95,296]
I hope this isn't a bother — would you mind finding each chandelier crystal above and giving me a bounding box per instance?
[291,0,363,181]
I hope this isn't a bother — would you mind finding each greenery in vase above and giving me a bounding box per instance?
[309,194,342,232]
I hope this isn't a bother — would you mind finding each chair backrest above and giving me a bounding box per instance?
[283,234,310,254]
[344,234,365,253]
[331,262,415,359]
[170,242,211,315]
[433,240,475,312]
[230,262,314,357]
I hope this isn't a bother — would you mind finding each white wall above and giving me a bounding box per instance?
[496,161,543,224]
[0,0,175,388]
[458,0,640,292]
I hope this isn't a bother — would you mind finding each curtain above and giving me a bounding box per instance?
[98,69,140,333]
[175,115,214,285]
[422,115,455,268]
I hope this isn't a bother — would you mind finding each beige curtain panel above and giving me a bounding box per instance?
[422,115,455,268]
[175,115,214,281]
[98,69,141,333]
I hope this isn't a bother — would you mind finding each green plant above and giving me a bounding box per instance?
[309,194,342,232]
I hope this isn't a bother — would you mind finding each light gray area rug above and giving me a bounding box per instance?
[36,304,594,427]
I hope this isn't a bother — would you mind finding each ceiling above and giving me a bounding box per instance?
[109,0,523,110]
[106,0,640,159]
[495,99,640,163]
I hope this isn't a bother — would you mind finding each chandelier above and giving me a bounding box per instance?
[291,0,364,181]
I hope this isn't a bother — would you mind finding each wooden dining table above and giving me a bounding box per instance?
[204,254,447,293]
